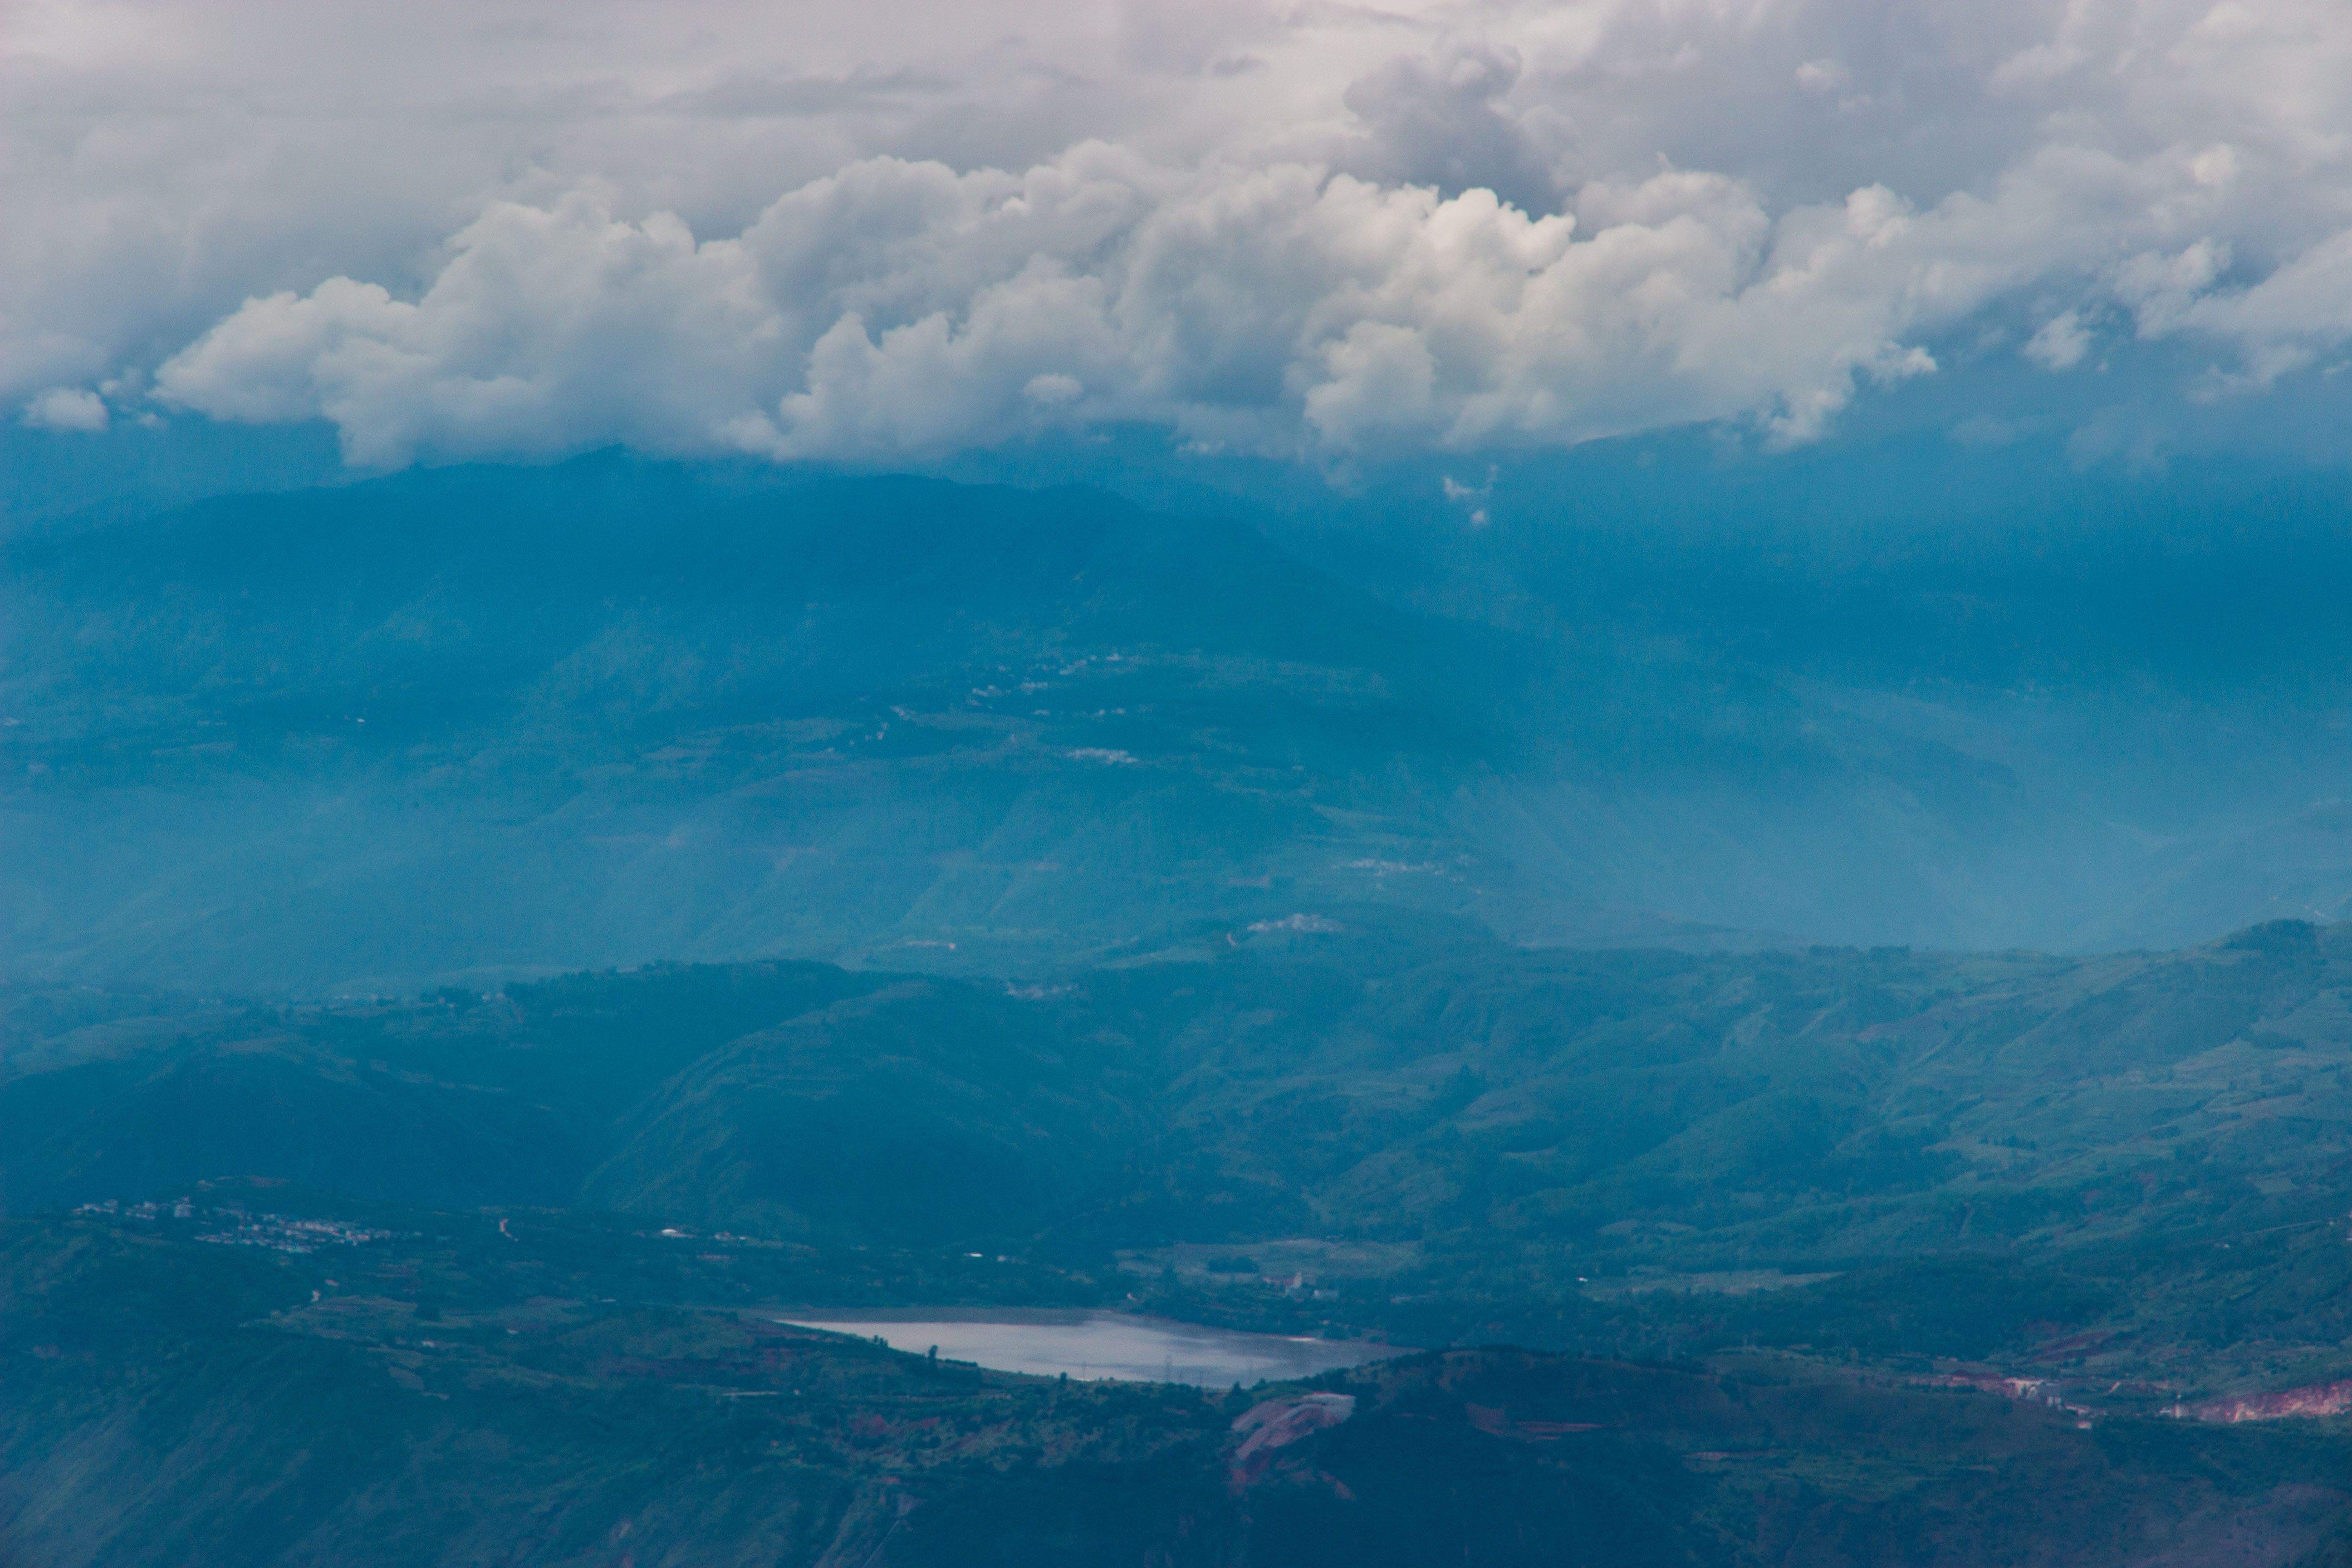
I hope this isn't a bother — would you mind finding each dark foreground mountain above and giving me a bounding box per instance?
[7,457,2352,993]
[6,916,2352,1563]
[7,1208,2349,1568]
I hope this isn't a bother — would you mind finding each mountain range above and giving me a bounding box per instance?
[6,453,2352,994]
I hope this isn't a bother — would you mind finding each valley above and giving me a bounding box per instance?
[7,914,2352,1562]
[7,462,2352,1563]
[19,7,2352,1561]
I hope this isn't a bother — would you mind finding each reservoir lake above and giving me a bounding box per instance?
[780,1309,1406,1387]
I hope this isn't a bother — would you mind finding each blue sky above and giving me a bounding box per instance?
[8,0,2352,481]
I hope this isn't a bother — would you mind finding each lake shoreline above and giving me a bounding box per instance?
[779,1308,1411,1387]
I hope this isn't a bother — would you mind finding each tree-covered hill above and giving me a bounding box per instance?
[8,915,2352,1401]
[6,1208,2347,1568]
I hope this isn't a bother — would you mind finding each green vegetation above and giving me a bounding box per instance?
[8,914,2352,1561]
[5,1208,2347,1567]
[12,914,2352,1286]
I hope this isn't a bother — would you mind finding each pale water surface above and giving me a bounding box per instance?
[781,1309,1405,1387]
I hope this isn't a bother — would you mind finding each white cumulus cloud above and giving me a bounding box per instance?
[9,0,2352,466]
[21,386,108,432]
[2025,310,2092,370]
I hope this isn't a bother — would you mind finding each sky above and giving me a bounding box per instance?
[7,0,2352,475]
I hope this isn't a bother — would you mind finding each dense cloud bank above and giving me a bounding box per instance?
[11,0,2352,465]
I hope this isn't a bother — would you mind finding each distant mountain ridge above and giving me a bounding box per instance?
[4,453,2349,991]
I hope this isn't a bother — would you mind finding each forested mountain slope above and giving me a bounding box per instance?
[8,915,2352,1565]
[7,458,2350,991]
[11,1216,2347,1568]
[10,916,2352,1387]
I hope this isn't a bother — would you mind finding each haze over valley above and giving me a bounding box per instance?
[9,2,2352,1563]
[8,448,2351,997]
